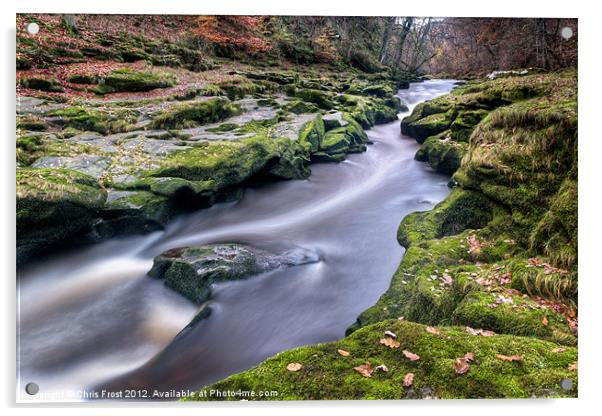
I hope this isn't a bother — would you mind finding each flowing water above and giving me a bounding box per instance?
[17,80,457,401]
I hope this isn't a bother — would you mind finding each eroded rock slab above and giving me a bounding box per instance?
[148,244,319,303]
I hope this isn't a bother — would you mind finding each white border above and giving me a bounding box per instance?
[2,1,600,415]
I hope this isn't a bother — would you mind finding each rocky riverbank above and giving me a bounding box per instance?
[187,70,578,400]
[16,15,423,265]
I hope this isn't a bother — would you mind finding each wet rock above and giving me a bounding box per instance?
[32,154,111,178]
[17,168,107,264]
[148,244,319,303]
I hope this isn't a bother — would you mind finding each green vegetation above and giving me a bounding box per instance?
[16,168,106,264]
[149,98,242,129]
[47,106,139,135]
[19,77,64,92]
[16,134,90,166]
[186,320,577,400]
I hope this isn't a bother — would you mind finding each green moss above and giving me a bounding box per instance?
[318,115,369,159]
[298,114,325,153]
[16,134,86,166]
[187,320,577,400]
[150,134,280,189]
[17,168,106,264]
[17,115,47,132]
[149,98,241,129]
[415,132,467,174]
[47,106,138,135]
[67,74,99,84]
[397,188,502,248]
[16,57,32,70]
[19,77,64,92]
[95,191,171,238]
[286,100,320,114]
[293,88,335,110]
[93,69,176,94]
[360,83,394,98]
[217,79,267,100]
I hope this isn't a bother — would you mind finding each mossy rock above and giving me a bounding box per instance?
[401,112,450,143]
[293,88,335,110]
[397,188,502,248]
[414,133,467,174]
[94,190,171,239]
[19,77,64,92]
[268,140,312,180]
[47,106,138,135]
[149,98,241,129]
[148,244,315,303]
[94,69,176,94]
[298,114,325,153]
[67,74,99,84]
[286,100,320,115]
[150,134,281,189]
[17,168,106,264]
[186,320,577,400]
[16,134,83,166]
[16,57,32,70]
[17,115,47,132]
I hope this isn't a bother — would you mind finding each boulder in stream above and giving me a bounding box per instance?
[148,244,319,303]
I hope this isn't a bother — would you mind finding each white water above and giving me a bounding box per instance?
[17,80,457,401]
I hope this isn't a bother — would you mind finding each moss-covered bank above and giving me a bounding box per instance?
[190,70,577,399]
[185,320,577,400]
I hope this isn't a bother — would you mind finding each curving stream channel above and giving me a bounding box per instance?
[17,80,457,401]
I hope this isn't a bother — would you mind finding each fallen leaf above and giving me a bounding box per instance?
[568,361,578,371]
[354,363,374,378]
[403,372,414,387]
[397,316,405,320]
[337,349,350,357]
[467,234,483,254]
[551,348,566,353]
[464,352,475,362]
[466,326,480,336]
[402,350,421,361]
[286,362,303,372]
[542,316,549,326]
[441,272,453,285]
[454,357,470,374]
[466,327,495,337]
[375,364,389,373]
[380,337,400,349]
[426,326,440,335]
[495,354,523,362]
[384,330,397,338]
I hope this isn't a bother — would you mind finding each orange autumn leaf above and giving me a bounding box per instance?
[495,354,523,362]
[403,372,414,387]
[542,316,549,326]
[354,363,374,378]
[551,347,567,353]
[337,349,350,357]
[426,326,441,335]
[402,350,421,361]
[454,357,470,374]
[380,338,401,349]
[286,362,303,372]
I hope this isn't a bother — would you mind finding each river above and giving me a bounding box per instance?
[17,79,457,401]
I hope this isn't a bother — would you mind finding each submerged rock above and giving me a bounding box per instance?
[148,244,319,303]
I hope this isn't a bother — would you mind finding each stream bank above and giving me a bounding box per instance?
[189,70,578,401]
